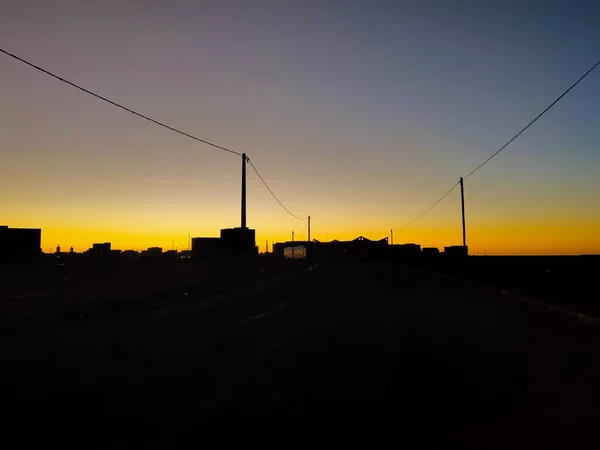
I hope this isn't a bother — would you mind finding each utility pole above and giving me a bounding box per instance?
[241,153,247,229]
[390,229,394,246]
[291,231,294,260]
[460,177,467,248]
[266,240,268,254]
[241,153,247,259]
[308,216,311,242]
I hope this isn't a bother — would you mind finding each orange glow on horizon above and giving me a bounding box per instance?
[2,4,600,259]
[22,219,600,256]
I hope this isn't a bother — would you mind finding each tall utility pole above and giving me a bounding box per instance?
[241,153,247,259]
[241,153,247,229]
[266,240,268,254]
[390,229,394,246]
[308,216,311,242]
[291,231,295,260]
[460,177,467,248]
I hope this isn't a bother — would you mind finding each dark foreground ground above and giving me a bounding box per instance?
[3,262,600,448]
[418,255,600,316]
[0,257,300,339]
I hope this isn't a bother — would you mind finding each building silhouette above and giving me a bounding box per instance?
[191,237,222,259]
[274,236,388,262]
[444,245,469,257]
[88,242,111,257]
[422,247,440,256]
[142,247,163,257]
[221,227,257,258]
[0,225,41,263]
[389,243,421,258]
[192,227,258,260]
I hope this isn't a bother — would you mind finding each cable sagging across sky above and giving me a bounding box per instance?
[247,157,307,221]
[386,56,600,233]
[2,47,309,230]
[464,58,600,179]
[296,220,308,237]
[379,181,461,238]
[0,47,242,157]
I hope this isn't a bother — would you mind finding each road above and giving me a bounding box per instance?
[3,262,600,448]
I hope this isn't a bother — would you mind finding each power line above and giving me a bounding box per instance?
[296,220,308,237]
[464,58,600,179]
[2,47,310,226]
[247,157,307,220]
[385,181,460,236]
[0,47,242,157]
[6,47,598,235]
[387,56,600,234]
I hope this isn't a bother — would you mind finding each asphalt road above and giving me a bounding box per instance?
[3,262,600,448]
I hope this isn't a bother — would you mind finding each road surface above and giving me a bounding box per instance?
[3,262,600,448]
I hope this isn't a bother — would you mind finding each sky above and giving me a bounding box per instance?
[1,0,600,255]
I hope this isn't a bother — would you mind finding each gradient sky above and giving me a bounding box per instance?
[2,0,600,255]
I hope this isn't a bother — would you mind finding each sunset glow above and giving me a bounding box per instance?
[2,1,599,255]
